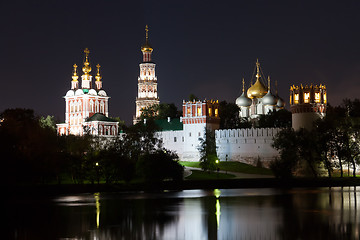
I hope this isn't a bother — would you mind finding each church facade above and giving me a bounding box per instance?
[56,48,119,137]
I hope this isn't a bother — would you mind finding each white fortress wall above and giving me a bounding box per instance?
[156,130,184,159]
[215,128,281,167]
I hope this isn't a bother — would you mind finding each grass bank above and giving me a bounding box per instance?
[185,170,235,180]
[180,161,273,175]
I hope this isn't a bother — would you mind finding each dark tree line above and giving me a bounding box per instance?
[271,99,360,178]
[219,101,291,129]
[0,108,183,185]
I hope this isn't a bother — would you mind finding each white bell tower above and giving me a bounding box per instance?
[134,25,160,124]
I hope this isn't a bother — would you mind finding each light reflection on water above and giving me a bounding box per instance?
[7,187,360,239]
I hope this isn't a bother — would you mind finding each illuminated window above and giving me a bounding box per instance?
[324,93,327,104]
[315,92,320,103]
[294,94,299,104]
[208,107,212,116]
[197,107,202,116]
[304,92,310,103]
[187,107,191,116]
[290,95,292,105]
[215,108,218,117]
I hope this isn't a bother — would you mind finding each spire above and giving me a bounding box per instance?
[141,25,153,62]
[256,59,260,80]
[95,64,102,81]
[82,48,92,75]
[71,64,79,89]
[267,76,271,91]
[72,64,78,82]
[275,80,278,95]
[242,78,245,93]
[145,24,149,42]
[95,64,102,90]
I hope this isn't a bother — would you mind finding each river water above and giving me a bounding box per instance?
[6,187,360,239]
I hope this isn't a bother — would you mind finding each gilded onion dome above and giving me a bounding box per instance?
[247,59,267,99]
[82,48,92,75]
[236,78,252,107]
[141,25,153,52]
[247,80,267,99]
[262,76,276,105]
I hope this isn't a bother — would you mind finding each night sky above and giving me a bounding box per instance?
[1,1,360,124]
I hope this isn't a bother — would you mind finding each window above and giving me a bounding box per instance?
[315,92,320,103]
[182,136,184,142]
[215,108,218,117]
[304,92,310,103]
[294,94,299,104]
[208,107,212,116]
[189,132,191,137]
[174,137,177,142]
[187,107,191,116]
[197,107,201,116]
[324,93,327,104]
[198,132,201,137]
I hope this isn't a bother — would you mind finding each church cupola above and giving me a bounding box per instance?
[71,64,79,89]
[262,76,277,106]
[141,25,153,62]
[247,59,267,99]
[81,48,92,89]
[95,64,102,90]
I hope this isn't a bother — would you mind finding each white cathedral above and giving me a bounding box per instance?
[57,26,327,166]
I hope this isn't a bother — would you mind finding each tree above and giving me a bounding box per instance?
[139,103,182,121]
[219,101,241,129]
[258,109,291,128]
[39,115,57,131]
[271,128,299,178]
[136,149,184,182]
[197,128,218,172]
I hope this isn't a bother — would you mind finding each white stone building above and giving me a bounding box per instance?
[56,48,119,137]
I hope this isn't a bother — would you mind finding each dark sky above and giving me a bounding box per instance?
[1,1,360,124]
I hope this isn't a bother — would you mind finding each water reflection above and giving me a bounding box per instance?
[6,187,360,239]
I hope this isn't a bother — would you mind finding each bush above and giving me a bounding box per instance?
[136,150,184,182]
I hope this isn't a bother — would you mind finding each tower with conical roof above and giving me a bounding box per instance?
[134,25,160,124]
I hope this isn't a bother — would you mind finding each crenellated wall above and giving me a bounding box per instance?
[215,128,281,167]
[158,127,281,167]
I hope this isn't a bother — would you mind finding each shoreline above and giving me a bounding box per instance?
[4,177,360,197]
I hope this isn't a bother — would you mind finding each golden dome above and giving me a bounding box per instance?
[141,42,153,52]
[247,79,267,99]
[82,48,91,75]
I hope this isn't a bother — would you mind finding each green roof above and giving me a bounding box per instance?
[86,113,118,122]
[155,118,183,131]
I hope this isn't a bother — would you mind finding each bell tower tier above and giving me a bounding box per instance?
[134,25,160,124]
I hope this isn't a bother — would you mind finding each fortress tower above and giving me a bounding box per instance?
[134,25,160,124]
[290,84,327,130]
[181,100,220,160]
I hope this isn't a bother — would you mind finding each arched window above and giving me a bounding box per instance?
[100,101,105,114]
[70,102,74,113]
[95,100,99,112]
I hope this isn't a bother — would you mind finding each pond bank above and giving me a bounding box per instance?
[5,177,360,197]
